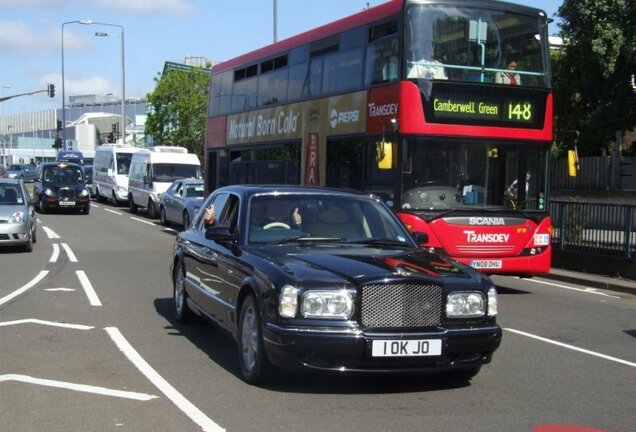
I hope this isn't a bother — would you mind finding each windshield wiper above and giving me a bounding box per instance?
[274,235,345,244]
[351,238,411,247]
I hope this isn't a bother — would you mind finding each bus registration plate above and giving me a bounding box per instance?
[469,260,502,269]
[371,339,442,357]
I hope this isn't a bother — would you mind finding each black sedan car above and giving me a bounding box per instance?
[33,162,91,214]
[171,185,501,384]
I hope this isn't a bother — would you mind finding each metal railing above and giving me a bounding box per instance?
[550,200,636,259]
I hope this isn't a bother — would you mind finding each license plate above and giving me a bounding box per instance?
[469,259,502,269]
[59,201,75,206]
[371,339,442,357]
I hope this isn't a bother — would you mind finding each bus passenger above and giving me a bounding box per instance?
[495,60,521,85]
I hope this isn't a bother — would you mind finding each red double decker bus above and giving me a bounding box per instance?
[204,0,553,276]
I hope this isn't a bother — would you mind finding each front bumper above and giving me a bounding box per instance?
[0,222,32,246]
[44,196,90,210]
[263,323,502,373]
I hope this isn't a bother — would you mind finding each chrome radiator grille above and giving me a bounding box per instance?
[59,188,75,199]
[360,282,443,329]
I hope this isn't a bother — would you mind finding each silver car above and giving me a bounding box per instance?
[0,179,37,252]
[6,163,37,183]
[159,178,205,228]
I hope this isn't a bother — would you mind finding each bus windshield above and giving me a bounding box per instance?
[405,3,549,88]
[401,138,548,211]
[151,164,201,183]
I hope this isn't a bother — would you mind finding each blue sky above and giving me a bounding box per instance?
[0,0,563,116]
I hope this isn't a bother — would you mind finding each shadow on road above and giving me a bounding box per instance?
[154,297,475,395]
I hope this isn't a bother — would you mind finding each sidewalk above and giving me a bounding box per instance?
[543,267,636,295]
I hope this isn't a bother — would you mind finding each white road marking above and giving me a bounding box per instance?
[130,216,157,226]
[61,243,78,262]
[0,271,49,307]
[105,327,225,432]
[0,318,93,330]
[76,270,102,306]
[526,278,620,298]
[0,374,158,401]
[42,226,60,239]
[50,243,60,262]
[105,208,123,216]
[504,327,636,368]
[45,288,76,292]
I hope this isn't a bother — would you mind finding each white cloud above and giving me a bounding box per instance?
[42,73,115,97]
[0,21,91,53]
[91,0,194,14]
[0,0,69,9]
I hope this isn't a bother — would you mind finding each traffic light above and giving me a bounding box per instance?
[57,120,63,131]
[47,83,55,98]
[52,138,63,149]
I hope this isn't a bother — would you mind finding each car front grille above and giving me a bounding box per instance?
[360,281,443,329]
[59,188,75,199]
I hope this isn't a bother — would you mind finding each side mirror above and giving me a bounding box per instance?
[412,231,429,245]
[205,225,236,242]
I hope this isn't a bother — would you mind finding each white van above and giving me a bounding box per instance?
[93,144,141,204]
[128,146,201,218]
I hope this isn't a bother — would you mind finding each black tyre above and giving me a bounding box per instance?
[38,195,48,214]
[96,188,106,203]
[128,195,138,214]
[111,191,120,206]
[160,206,170,226]
[23,235,33,253]
[173,260,194,323]
[238,294,272,384]
[32,223,37,244]
[182,211,191,229]
[83,203,90,215]
[147,199,157,218]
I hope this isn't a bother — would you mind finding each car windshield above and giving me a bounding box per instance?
[185,184,204,198]
[247,193,413,245]
[0,185,24,205]
[43,166,83,183]
[152,164,201,183]
[8,165,24,171]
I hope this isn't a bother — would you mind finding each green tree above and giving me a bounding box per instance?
[554,0,636,156]
[145,67,210,158]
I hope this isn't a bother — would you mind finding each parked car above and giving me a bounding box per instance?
[33,162,90,214]
[159,178,205,228]
[0,179,37,252]
[171,185,501,384]
[6,164,37,183]
[82,165,95,198]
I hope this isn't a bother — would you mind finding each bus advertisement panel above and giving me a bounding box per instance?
[203,0,553,276]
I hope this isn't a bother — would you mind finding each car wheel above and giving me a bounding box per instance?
[39,195,48,214]
[32,223,37,244]
[23,235,33,253]
[95,187,106,203]
[238,294,272,384]
[112,191,119,206]
[128,195,138,214]
[160,206,170,226]
[147,199,157,218]
[182,211,191,229]
[83,203,90,215]
[173,260,194,323]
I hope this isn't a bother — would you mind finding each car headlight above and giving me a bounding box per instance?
[301,290,353,319]
[9,211,25,223]
[80,189,89,197]
[278,285,298,318]
[446,291,486,318]
[44,188,55,197]
[487,287,498,317]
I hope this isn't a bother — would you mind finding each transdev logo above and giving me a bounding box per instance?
[329,108,360,128]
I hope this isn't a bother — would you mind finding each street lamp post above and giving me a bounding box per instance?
[94,26,126,144]
[2,84,10,167]
[62,20,126,147]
